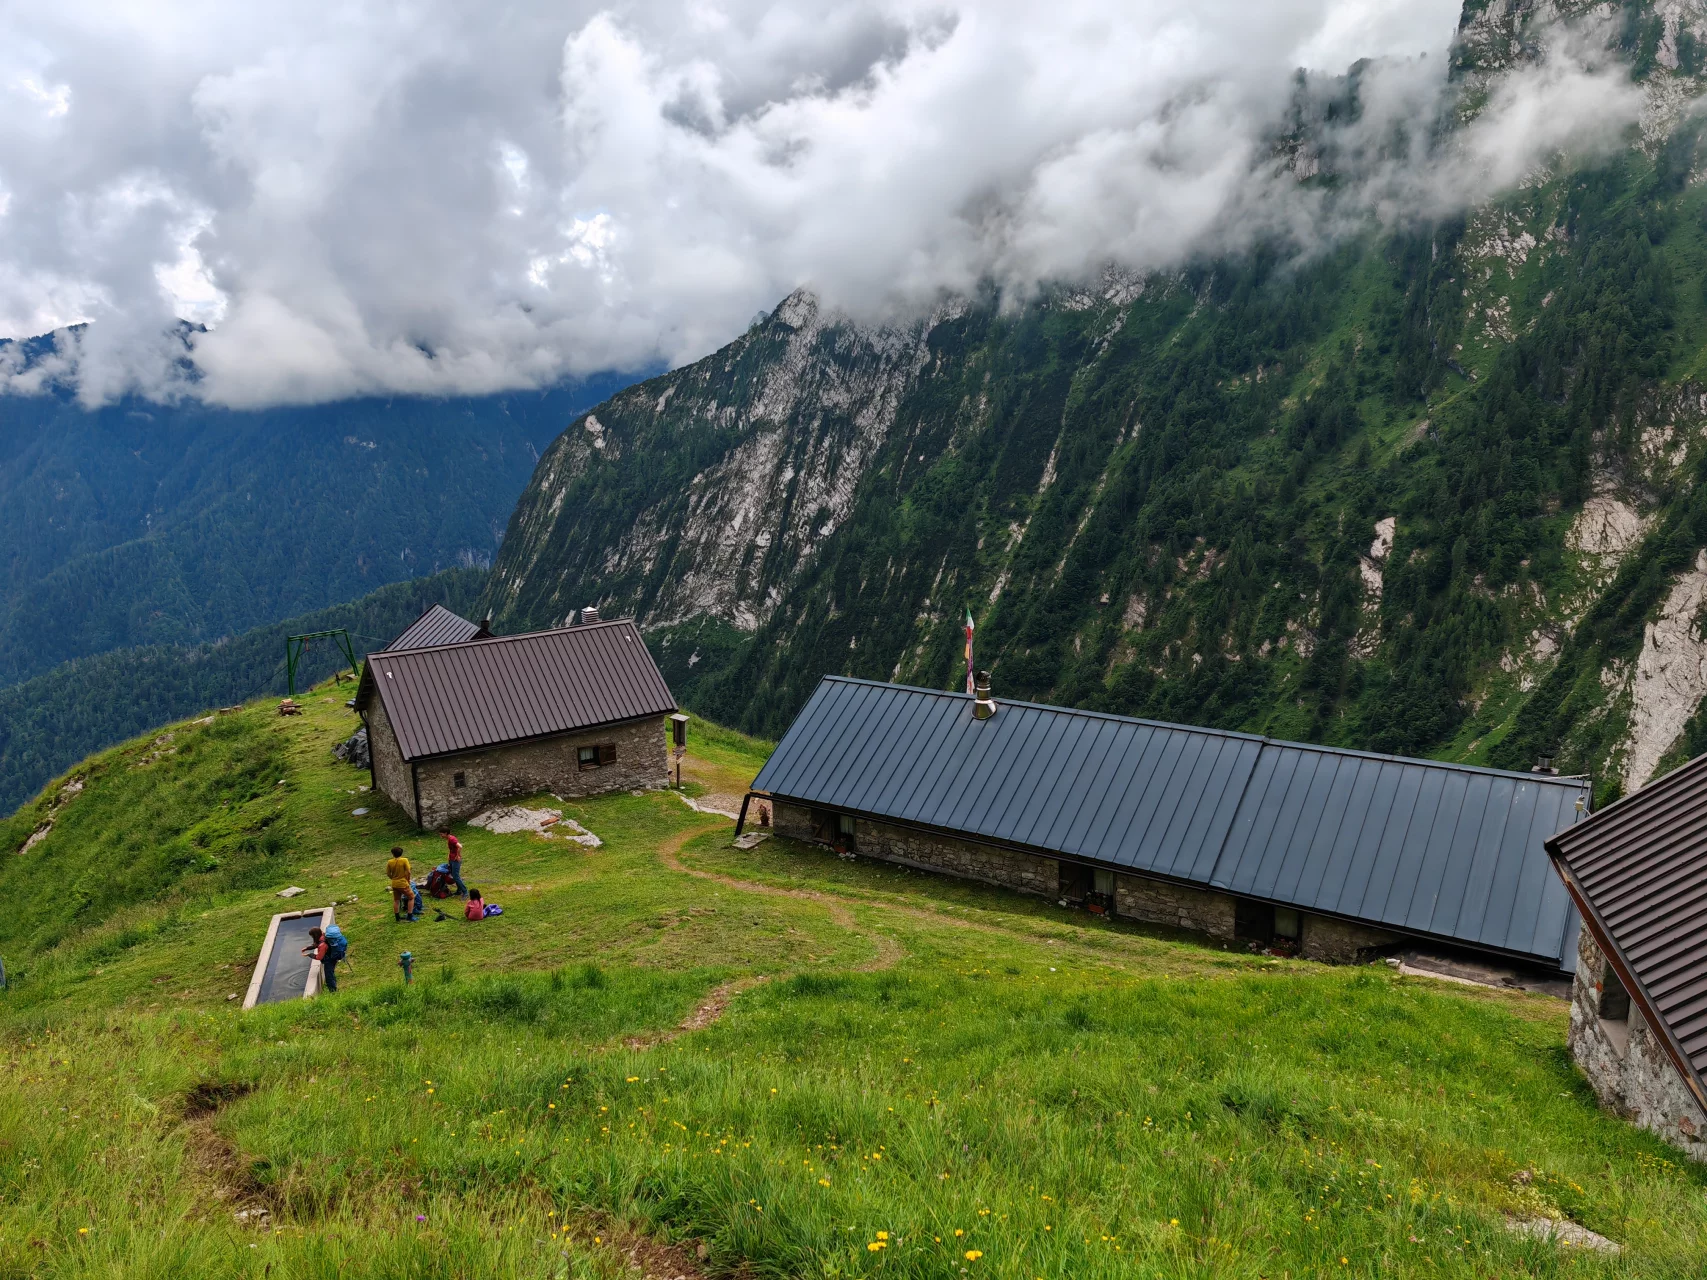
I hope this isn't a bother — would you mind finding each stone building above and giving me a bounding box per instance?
[1547,757,1707,1161]
[355,617,676,828]
[748,676,1591,971]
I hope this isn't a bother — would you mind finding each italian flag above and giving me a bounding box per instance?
[964,608,975,694]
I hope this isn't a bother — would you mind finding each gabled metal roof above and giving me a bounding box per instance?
[382,604,486,651]
[1547,754,1707,1106]
[752,677,1589,970]
[357,620,676,760]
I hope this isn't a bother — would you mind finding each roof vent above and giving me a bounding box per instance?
[579,605,600,626]
[972,670,997,721]
[1532,751,1558,776]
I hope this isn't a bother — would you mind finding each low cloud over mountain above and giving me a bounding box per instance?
[0,0,1643,407]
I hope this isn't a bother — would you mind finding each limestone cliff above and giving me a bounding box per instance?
[486,3,1707,801]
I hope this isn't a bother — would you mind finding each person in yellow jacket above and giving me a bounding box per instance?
[386,846,414,921]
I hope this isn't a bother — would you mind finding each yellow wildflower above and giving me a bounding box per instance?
[965,1250,982,1261]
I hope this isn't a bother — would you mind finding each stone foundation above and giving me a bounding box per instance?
[1568,932,1707,1162]
[1115,873,1236,939]
[771,803,1057,896]
[1300,914,1403,964]
[857,818,1059,896]
[371,713,668,828]
[766,806,1420,968]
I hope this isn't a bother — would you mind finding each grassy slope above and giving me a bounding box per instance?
[1,691,1704,1278]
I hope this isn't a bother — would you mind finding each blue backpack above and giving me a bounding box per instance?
[322,925,349,962]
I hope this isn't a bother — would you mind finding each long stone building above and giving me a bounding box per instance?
[1547,756,1707,1161]
[745,676,1590,970]
[355,616,676,828]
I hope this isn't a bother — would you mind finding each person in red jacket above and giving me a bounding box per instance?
[440,828,467,898]
[464,888,485,921]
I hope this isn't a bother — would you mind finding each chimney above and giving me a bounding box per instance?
[972,670,997,721]
[580,605,600,626]
[1532,751,1558,775]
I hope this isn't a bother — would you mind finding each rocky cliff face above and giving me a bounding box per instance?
[488,3,1707,801]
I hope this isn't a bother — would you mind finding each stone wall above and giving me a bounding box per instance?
[766,805,1410,969]
[771,804,1058,895]
[1569,930,1707,1162]
[1115,874,1236,939]
[859,816,1059,896]
[366,697,416,823]
[1300,914,1403,964]
[411,716,668,829]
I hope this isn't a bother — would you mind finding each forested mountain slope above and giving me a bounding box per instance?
[0,569,485,817]
[487,3,1707,804]
[0,361,632,688]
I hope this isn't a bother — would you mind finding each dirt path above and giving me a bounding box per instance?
[657,823,905,973]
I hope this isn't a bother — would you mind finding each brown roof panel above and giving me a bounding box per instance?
[1546,753,1707,1103]
[365,619,676,760]
[382,604,485,651]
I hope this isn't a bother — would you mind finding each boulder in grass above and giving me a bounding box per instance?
[332,726,370,769]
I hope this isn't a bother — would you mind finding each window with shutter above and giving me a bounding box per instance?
[577,746,598,771]
[598,743,617,765]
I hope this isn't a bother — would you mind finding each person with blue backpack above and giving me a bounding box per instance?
[304,923,348,992]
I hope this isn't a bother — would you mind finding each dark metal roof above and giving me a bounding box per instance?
[358,620,676,760]
[383,604,485,651]
[752,677,1589,969]
[1546,754,1707,1105]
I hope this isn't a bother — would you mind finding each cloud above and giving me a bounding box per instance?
[0,0,1651,407]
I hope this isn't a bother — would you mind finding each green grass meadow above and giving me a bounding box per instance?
[1,689,1704,1277]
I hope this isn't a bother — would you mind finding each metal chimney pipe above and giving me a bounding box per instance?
[580,605,600,625]
[973,670,996,721]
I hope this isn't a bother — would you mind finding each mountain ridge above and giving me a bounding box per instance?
[483,3,1707,803]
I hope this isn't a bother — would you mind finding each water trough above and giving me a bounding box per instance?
[243,907,336,1009]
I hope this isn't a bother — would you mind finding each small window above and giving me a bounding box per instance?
[577,743,617,771]
[1093,868,1115,897]
[1273,907,1301,941]
[453,771,466,789]
[1598,961,1632,1054]
[1599,963,1631,1023]
[837,813,857,852]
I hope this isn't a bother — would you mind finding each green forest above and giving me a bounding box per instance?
[0,569,484,817]
[487,42,1707,806]
[0,367,631,689]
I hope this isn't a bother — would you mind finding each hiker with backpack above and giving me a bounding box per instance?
[303,923,348,992]
[440,829,467,897]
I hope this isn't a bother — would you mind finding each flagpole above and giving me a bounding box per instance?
[964,608,975,695]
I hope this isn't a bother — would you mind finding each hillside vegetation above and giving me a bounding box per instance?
[0,568,486,818]
[0,362,633,690]
[1,686,1704,1277]
[484,5,1707,805]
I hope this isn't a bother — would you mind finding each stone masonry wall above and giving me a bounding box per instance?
[768,805,1404,968]
[771,804,1058,896]
[1115,874,1236,939]
[366,697,416,823]
[769,802,817,842]
[1569,930,1707,1162]
[1301,915,1403,964]
[413,716,668,829]
[858,818,1059,896]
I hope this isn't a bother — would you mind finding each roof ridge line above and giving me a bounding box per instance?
[380,616,639,655]
[820,675,1591,786]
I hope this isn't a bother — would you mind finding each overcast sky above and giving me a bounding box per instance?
[0,1,1643,407]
